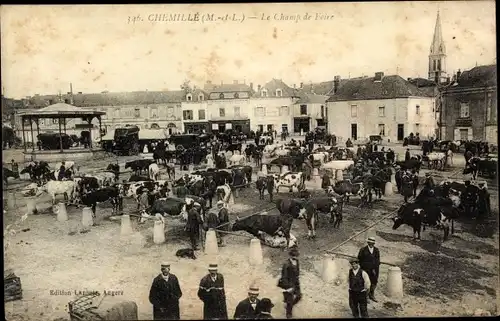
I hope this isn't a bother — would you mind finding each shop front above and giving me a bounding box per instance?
[293,116,311,133]
[209,119,250,135]
[184,122,209,134]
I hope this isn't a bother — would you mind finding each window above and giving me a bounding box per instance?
[320,105,325,118]
[198,109,206,120]
[276,89,282,97]
[150,107,158,119]
[261,89,268,97]
[234,93,239,99]
[433,60,437,71]
[437,59,441,71]
[219,108,225,117]
[351,105,357,117]
[280,106,289,116]
[52,118,58,124]
[256,107,265,116]
[183,110,193,120]
[460,129,468,141]
[134,108,140,118]
[378,106,385,117]
[234,107,240,117]
[219,93,224,99]
[416,105,420,115]
[198,94,204,101]
[415,123,420,134]
[186,94,192,101]
[267,124,273,131]
[282,124,288,133]
[300,105,307,115]
[378,124,385,136]
[460,103,470,118]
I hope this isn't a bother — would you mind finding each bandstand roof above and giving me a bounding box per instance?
[20,103,106,118]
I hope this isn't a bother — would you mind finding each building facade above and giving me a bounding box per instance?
[181,89,209,133]
[327,72,437,142]
[439,65,497,144]
[293,93,329,133]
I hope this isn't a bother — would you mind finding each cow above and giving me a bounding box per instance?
[225,143,242,155]
[270,156,305,172]
[3,167,20,187]
[73,176,100,200]
[91,172,116,186]
[149,163,160,181]
[307,196,342,227]
[463,157,480,180]
[21,161,51,182]
[213,170,233,186]
[216,184,232,203]
[423,152,446,170]
[231,214,295,248]
[392,201,453,241]
[229,165,253,183]
[394,159,422,173]
[165,163,176,179]
[228,154,246,166]
[330,180,365,204]
[256,175,274,201]
[80,186,120,218]
[139,197,186,223]
[35,180,77,205]
[129,174,153,182]
[125,159,154,175]
[273,172,304,193]
[276,198,318,239]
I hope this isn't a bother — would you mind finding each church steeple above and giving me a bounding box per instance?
[428,10,447,83]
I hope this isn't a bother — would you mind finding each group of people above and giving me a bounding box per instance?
[147,237,382,320]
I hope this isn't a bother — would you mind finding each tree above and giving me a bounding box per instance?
[180,79,193,93]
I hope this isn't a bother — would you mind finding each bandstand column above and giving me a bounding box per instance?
[87,117,93,149]
[21,116,27,152]
[29,117,35,152]
[98,116,102,140]
[58,117,64,153]
[63,118,67,133]
[36,119,40,137]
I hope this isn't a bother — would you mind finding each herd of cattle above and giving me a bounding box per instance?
[2,135,495,250]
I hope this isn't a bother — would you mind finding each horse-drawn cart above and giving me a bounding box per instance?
[68,293,138,321]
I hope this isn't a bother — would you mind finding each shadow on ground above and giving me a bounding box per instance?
[402,252,496,300]
[459,216,499,239]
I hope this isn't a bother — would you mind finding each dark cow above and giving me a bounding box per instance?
[20,161,51,182]
[3,167,20,186]
[308,196,342,227]
[125,159,154,175]
[129,175,153,182]
[270,156,305,172]
[232,214,294,248]
[74,176,100,194]
[229,165,253,184]
[80,186,120,218]
[225,143,242,155]
[213,170,233,186]
[276,198,318,239]
[463,157,480,180]
[153,149,167,165]
[145,197,186,217]
[392,201,454,241]
[331,180,364,204]
[394,158,422,173]
[256,176,275,201]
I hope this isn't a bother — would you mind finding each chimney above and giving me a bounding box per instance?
[300,82,303,89]
[374,72,384,81]
[70,83,73,94]
[456,69,462,80]
[257,84,261,92]
[250,82,254,91]
[333,76,341,94]
[233,80,238,84]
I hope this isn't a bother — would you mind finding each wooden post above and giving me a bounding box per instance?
[21,116,26,152]
[63,118,67,133]
[29,117,35,152]
[58,118,63,153]
[98,116,102,141]
[88,117,93,149]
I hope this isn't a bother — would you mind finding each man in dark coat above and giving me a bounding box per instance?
[348,258,370,318]
[321,173,331,192]
[217,201,229,247]
[197,263,228,320]
[423,172,435,190]
[401,170,413,203]
[394,166,402,194]
[233,286,260,319]
[185,199,202,250]
[256,298,275,319]
[58,162,66,181]
[411,170,419,198]
[463,180,478,218]
[405,148,411,161]
[149,263,183,320]
[278,247,301,319]
[477,182,491,220]
[357,237,380,302]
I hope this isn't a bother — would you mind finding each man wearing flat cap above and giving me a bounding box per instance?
[357,237,380,302]
[198,263,228,320]
[256,298,275,319]
[348,258,370,318]
[233,285,261,319]
[149,263,183,320]
[278,247,301,319]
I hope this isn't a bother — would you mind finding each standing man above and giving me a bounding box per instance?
[256,298,275,319]
[405,148,411,161]
[277,247,301,319]
[217,201,229,247]
[348,258,371,318]
[411,169,419,198]
[357,237,380,302]
[149,263,183,320]
[186,198,203,250]
[233,286,260,319]
[197,263,228,320]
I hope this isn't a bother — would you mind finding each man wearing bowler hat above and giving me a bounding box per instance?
[256,298,275,319]
[148,263,183,320]
[233,285,261,319]
[278,247,301,319]
[197,263,228,320]
[357,236,380,302]
[348,258,371,318]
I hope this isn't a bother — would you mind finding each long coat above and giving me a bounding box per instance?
[401,175,413,198]
[278,259,301,292]
[149,274,183,320]
[357,246,380,283]
[233,298,260,319]
[197,273,228,320]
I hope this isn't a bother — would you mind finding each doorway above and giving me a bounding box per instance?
[258,125,264,132]
[351,124,357,140]
[397,124,404,141]
[267,124,274,132]
[218,123,226,132]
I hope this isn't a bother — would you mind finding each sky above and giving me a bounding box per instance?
[1,2,496,99]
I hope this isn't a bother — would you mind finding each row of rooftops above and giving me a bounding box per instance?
[5,64,496,109]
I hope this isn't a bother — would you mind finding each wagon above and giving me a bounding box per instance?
[113,126,140,156]
[68,293,138,321]
[37,133,72,150]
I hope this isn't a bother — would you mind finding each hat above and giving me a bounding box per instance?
[248,286,259,295]
[350,258,359,264]
[367,237,376,243]
[259,298,274,311]
[217,200,224,206]
[208,263,218,271]
[161,262,170,268]
[289,247,299,257]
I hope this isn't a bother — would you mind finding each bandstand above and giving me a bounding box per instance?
[19,103,107,162]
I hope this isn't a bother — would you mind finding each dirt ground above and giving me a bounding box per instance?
[3,140,499,320]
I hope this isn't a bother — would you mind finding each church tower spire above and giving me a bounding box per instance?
[428,10,447,83]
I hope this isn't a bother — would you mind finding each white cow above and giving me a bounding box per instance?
[322,160,355,171]
[273,172,304,193]
[310,152,329,164]
[149,163,160,181]
[276,148,291,157]
[229,154,246,166]
[54,161,76,178]
[216,183,232,203]
[36,180,77,205]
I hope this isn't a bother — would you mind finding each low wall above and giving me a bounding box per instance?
[23,148,107,163]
